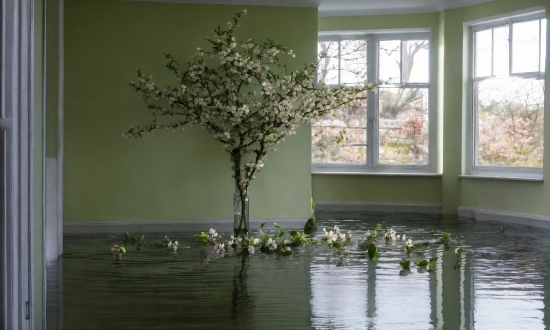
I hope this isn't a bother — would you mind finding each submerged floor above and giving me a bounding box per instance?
[47,212,550,329]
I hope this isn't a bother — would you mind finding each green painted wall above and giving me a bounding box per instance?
[314,12,443,205]
[442,0,550,216]
[312,175,442,203]
[64,0,316,221]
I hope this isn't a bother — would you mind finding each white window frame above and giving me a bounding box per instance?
[466,10,546,180]
[312,31,437,174]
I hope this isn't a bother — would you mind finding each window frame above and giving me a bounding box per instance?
[312,31,436,174]
[466,11,546,180]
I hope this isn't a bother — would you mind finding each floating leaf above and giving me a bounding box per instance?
[399,260,411,270]
[304,217,317,234]
[416,259,429,267]
[367,243,379,261]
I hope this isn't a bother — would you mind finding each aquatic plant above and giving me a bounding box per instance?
[124,232,147,250]
[110,244,126,260]
[321,225,352,248]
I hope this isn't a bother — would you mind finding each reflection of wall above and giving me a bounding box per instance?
[317,0,550,218]
[63,0,316,221]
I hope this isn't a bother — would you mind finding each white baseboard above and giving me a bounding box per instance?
[316,201,442,213]
[458,206,550,229]
[63,218,308,234]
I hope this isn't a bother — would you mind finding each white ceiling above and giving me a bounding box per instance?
[318,0,494,16]
[149,0,494,16]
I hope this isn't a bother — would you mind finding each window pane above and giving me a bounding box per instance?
[312,96,367,164]
[318,41,339,84]
[541,19,546,72]
[340,40,367,85]
[512,20,540,73]
[402,40,429,83]
[378,88,429,165]
[493,26,510,77]
[475,29,493,77]
[379,40,401,83]
[476,78,544,167]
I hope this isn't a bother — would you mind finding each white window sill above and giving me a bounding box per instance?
[459,174,543,182]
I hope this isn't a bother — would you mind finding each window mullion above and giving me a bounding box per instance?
[366,35,376,167]
[509,22,513,76]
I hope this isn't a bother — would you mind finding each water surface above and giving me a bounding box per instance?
[47,212,550,329]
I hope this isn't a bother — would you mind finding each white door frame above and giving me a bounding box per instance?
[1,0,38,328]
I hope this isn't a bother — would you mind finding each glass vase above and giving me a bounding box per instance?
[233,186,249,237]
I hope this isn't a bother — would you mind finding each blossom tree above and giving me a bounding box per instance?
[125,10,377,236]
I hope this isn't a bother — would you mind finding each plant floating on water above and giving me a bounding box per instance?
[195,223,317,257]
[111,244,126,260]
[321,225,352,248]
[384,227,399,242]
[194,228,222,245]
[416,257,438,272]
[367,242,379,262]
[165,238,179,253]
[399,260,411,270]
[124,232,147,250]
[304,198,317,234]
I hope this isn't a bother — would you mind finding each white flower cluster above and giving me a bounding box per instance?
[362,230,371,242]
[322,226,351,244]
[214,242,225,256]
[266,238,278,251]
[402,234,413,248]
[167,240,178,252]
[111,244,124,260]
[208,228,220,243]
[385,228,400,241]
[126,10,378,199]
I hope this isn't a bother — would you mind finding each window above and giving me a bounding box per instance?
[312,33,434,173]
[469,12,546,178]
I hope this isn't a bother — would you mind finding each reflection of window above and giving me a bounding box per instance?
[313,34,433,173]
[469,13,546,177]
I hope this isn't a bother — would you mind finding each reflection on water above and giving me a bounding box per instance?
[47,213,550,329]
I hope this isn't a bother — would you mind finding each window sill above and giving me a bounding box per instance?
[459,174,543,182]
[312,170,441,177]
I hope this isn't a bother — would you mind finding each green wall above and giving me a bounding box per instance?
[442,0,550,216]
[64,0,316,221]
[315,12,443,206]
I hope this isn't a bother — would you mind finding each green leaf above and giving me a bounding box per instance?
[429,257,438,264]
[331,241,342,248]
[367,243,379,260]
[274,223,281,229]
[304,217,317,234]
[416,259,429,267]
[278,231,285,237]
[119,246,126,254]
[279,250,292,256]
[405,246,413,254]
[399,260,411,270]
[289,230,299,236]
[260,223,266,229]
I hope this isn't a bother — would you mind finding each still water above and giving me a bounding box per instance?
[47,212,550,329]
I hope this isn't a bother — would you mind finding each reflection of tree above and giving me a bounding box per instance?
[477,78,544,167]
[232,255,254,329]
